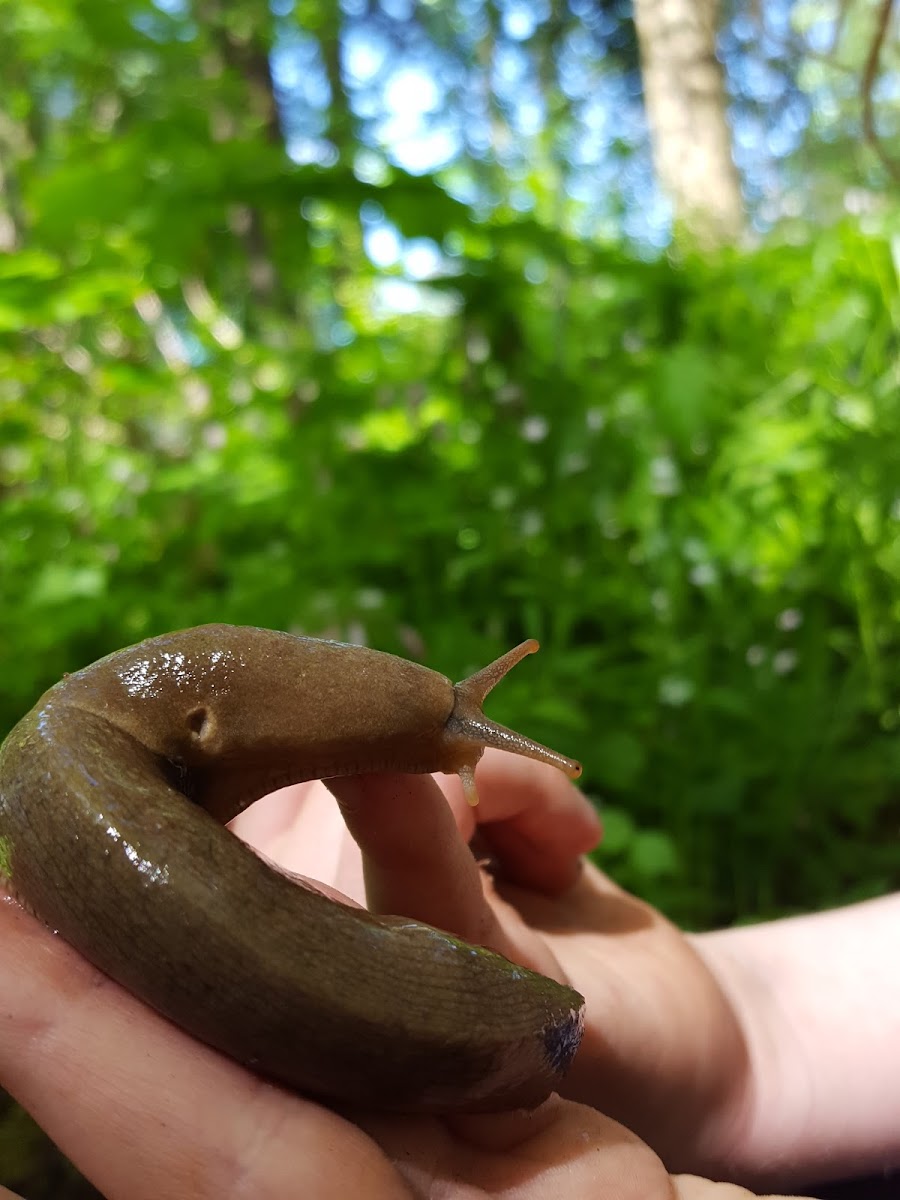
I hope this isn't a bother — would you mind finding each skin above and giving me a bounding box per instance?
[0,624,586,1115]
[0,760,812,1200]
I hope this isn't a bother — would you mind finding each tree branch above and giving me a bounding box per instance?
[861,0,900,182]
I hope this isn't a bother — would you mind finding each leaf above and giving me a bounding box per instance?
[628,831,680,880]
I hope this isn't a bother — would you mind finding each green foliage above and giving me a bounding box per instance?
[2,213,899,930]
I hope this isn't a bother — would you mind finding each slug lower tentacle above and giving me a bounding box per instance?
[0,624,584,1113]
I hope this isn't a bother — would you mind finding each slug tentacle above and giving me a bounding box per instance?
[448,641,583,805]
[456,640,542,703]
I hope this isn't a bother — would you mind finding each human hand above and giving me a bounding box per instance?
[0,758,695,1200]
[0,751,808,1199]
[242,751,752,1178]
[0,900,677,1199]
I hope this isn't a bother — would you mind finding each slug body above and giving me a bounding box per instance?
[0,624,584,1113]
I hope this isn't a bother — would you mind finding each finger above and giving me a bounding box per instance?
[672,1177,816,1199]
[326,773,504,949]
[227,782,316,847]
[326,774,568,985]
[438,749,602,894]
[0,901,410,1200]
[230,781,367,904]
[362,1094,673,1199]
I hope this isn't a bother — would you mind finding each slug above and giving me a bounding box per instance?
[0,624,585,1114]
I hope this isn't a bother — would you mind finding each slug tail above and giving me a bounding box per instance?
[449,642,583,785]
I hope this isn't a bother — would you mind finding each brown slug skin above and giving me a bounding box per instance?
[0,624,584,1113]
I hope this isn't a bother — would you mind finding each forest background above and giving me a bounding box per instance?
[0,0,898,1194]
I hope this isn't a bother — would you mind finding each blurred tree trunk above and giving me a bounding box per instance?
[0,55,30,251]
[195,0,285,309]
[0,152,20,251]
[633,0,745,248]
[317,3,354,158]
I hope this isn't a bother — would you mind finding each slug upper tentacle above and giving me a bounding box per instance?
[450,640,582,805]
[0,624,585,1113]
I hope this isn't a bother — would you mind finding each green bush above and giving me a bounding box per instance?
[2,212,898,929]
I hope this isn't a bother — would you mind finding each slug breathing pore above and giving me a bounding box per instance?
[448,639,583,806]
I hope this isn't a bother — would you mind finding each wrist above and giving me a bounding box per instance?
[692,899,900,1191]
[688,929,800,1187]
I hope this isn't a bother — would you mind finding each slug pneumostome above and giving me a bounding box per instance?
[0,624,585,1114]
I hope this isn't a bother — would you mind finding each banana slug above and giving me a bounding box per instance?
[0,624,585,1113]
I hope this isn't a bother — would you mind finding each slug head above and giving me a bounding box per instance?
[444,641,582,806]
